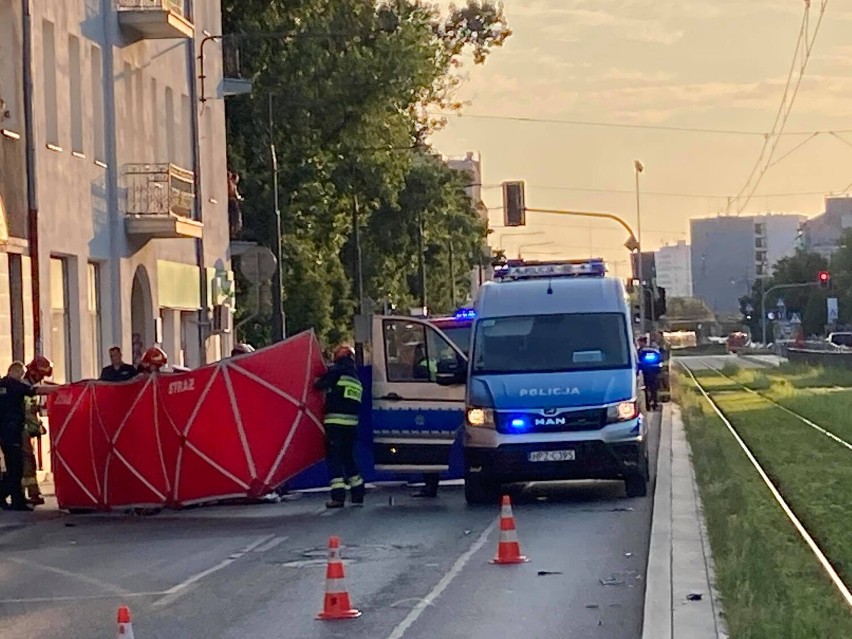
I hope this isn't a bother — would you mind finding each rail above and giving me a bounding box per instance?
[117,0,186,15]
[678,361,852,608]
[123,163,195,218]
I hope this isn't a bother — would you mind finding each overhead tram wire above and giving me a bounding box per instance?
[733,0,830,215]
[429,111,852,138]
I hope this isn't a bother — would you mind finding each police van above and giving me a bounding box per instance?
[437,258,649,504]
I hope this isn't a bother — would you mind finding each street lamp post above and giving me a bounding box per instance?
[760,282,817,345]
[634,160,645,336]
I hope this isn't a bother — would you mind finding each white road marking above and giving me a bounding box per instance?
[385,521,496,639]
[0,592,165,605]
[152,535,275,609]
[5,556,129,595]
[253,536,288,553]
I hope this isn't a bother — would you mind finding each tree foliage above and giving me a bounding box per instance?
[223,0,510,346]
[739,249,830,338]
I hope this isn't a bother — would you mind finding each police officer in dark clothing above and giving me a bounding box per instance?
[99,347,139,382]
[315,344,365,509]
[636,337,662,410]
[0,362,58,511]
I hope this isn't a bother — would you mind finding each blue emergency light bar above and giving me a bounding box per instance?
[454,308,477,321]
[495,258,607,281]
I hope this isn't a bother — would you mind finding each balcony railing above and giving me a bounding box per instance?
[117,0,194,40]
[123,164,202,239]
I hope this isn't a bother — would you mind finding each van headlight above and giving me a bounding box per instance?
[607,401,639,423]
[467,407,496,428]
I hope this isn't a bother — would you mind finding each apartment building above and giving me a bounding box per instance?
[0,0,235,383]
[655,240,692,299]
[690,213,805,314]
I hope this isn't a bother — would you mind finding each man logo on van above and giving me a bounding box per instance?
[535,417,567,427]
[519,387,581,397]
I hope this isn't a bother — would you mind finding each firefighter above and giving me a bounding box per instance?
[21,356,54,505]
[315,344,364,509]
[137,347,168,374]
[0,362,58,511]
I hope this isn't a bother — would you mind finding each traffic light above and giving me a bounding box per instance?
[502,181,526,227]
[655,286,667,318]
[818,270,831,289]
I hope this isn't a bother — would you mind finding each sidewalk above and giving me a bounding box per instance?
[643,404,728,639]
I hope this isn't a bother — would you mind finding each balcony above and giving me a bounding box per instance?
[117,0,194,40]
[222,39,253,97]
[123,163,203,240]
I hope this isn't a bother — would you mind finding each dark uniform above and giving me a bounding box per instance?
[0,376,37,510]
[637,347,663,410]
[99,363,139,382]
[315,352,364,507]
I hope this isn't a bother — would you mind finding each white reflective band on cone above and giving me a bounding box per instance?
[499,529,519,543]
[324,577,348,593]
[117,623,135,638]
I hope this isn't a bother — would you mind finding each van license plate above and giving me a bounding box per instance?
[528,450,575,462]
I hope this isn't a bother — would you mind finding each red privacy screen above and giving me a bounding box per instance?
[48,331,327,511]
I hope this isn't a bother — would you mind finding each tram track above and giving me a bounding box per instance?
[678,360,852,610]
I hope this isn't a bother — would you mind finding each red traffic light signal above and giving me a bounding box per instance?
[818,271,831,288]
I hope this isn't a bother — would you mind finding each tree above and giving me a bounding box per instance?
[740,249,829,337]
[223,0,511,345]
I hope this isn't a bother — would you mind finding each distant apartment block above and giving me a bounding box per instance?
[691,213,805,314]
[802,196,852,258]
[655,241,692,298]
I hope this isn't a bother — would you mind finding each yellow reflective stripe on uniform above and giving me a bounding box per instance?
[337,375,363,403]
[325,413,359,426]
[330,478,346,490]
[348,475,364,487]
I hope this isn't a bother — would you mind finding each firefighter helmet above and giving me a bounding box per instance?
[231,343,255,357]
[26,355,54,380]
[332,344,355,362]
[140,347,168,371]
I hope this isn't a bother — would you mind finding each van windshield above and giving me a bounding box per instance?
[472,312,631,375]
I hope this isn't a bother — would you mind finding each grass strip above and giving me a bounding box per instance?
[676,375,852,638]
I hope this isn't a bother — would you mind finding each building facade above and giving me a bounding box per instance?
[655,240,692,298]
[0,0,234,385]
[802,196,852,258]
[690,213,804,314]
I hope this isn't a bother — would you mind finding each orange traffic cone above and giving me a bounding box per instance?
[491,495,529,565]
[116,605,135,638]
[316,536,362,620]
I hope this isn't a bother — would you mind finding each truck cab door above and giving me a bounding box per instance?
[371,315,467,474]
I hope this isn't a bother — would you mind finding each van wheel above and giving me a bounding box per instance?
[465,475,500,505]
[625,473,648,498]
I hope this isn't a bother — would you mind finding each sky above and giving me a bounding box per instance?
[431,0,852,277]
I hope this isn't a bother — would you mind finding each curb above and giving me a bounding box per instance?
[736,353,784,368]
[642,404,673,639]
[643,405,728,639]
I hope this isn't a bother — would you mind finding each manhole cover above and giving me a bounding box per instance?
[297,543,423,561]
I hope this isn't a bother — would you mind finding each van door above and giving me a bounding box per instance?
[371,316,467,474]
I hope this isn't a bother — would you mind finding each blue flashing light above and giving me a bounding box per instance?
[508,416,532,432]
[454,308,477,321]
[641,351,662,365]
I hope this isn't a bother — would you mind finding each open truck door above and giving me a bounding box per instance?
[371,315,467,475]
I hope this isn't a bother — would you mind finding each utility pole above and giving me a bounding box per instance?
[449,240,456,309]
[352,192,365,364]
[269,94,285,342]
[417,209,427,310]
[634,160,645,336]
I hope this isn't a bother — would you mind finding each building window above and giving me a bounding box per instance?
[87,263,102,378]
[754,223,766,236]
[69,35,83,154]
[50,257,71,384]
[755,237,766,249]
[42,20,59,147]
[755,250,767,265]
[91,45,105,162]
[124,63,134,137]
[756,263,767,277]
[151,78,160,161]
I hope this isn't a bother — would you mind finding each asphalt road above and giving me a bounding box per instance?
[0,411,660,639]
